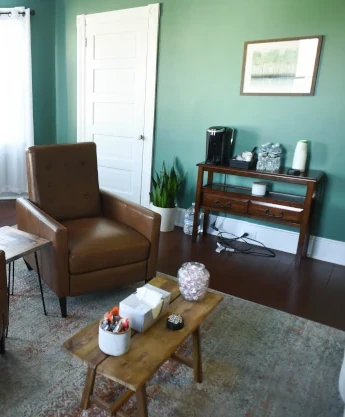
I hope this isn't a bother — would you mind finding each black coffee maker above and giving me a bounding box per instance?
[205,126,234,165]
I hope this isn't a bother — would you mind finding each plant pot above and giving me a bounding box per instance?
[150,204,177,232]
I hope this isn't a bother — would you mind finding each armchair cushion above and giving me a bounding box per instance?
[61,217,150,275]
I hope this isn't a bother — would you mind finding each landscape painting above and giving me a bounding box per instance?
[240,36,323,96]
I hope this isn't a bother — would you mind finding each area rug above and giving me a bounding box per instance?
[1,260,345,417]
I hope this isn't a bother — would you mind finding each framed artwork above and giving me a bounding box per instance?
[240,36,323,96]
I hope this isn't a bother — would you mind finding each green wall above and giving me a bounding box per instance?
[0,0,56,145]
[54,0,345,241]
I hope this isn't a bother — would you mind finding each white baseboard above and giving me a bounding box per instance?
[175,208,345,266]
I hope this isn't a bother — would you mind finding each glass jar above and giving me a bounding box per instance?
[178,262,210,301]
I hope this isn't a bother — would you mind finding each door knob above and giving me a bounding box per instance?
[138,134,144,141]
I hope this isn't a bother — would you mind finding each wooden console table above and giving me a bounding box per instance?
[192,163,325,268]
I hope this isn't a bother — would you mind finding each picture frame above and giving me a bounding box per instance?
[240,36,323,96]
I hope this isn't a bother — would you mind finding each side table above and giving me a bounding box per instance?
[192,164,325,268]
[0,226,50,335]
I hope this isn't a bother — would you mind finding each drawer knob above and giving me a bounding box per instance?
[265,209,283,218]
[221,202,232,209]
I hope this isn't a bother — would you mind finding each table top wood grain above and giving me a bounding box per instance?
[0,226,50,263]
[63,275,223,391]
[62,276,181,368]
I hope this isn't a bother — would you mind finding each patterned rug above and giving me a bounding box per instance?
[1,260,345,417]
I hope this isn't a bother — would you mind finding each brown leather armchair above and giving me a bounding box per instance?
[0,250,8,353]
[16,143,161,317]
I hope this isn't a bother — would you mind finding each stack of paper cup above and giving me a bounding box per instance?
[252,182,267,196]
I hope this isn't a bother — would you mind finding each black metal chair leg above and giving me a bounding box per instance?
[34,252,47,315]
[6,263,10,338]
[11,261,14,296]
[24,259,33,271]
[7,263,10,294]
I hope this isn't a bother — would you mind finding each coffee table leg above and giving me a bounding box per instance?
[192,327,203,383]
[81,367,96,410]
[136,384,148,417]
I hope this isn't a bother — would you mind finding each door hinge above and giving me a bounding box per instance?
[85,38,87,47]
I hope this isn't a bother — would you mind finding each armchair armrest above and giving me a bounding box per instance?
[16,198,69,298]
[100,190,161,242]
[100,190,161,279]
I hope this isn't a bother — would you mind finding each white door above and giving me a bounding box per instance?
[77,5,159,205]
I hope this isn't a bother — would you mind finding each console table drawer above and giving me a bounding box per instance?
[248,201,303,224]
[202,194,248,214]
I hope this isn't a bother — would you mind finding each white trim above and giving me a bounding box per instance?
[83,5,150,22]
[141,3,160,208]
[175,208,345,266]
[76,14,86,143]
[76,5,160,208]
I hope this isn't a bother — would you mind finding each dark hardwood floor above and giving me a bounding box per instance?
[158,229,345,331]
[1,200,345,331]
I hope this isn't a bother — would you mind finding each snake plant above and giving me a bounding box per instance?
[150,161,183,208]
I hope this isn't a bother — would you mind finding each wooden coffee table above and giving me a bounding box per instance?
[63,275,223,417]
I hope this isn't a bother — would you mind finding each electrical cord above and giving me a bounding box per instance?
[211,217,276,258]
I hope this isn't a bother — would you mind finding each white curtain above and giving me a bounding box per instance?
[0,7,34,195]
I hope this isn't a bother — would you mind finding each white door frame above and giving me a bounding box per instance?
[76,4,160,208]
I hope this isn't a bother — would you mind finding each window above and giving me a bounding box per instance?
[0,8,33,195]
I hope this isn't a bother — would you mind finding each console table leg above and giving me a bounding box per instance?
[192,327,203,383]
[302,226,311,258]
[81,367,96,410]
[203,171,213,236]
[296,224,307,269]
[136,384,148,417]
[192,167,204,242]
[296,182,315,269]
[203,210,210,235]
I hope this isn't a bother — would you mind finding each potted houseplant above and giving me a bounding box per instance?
[150,161,183,232]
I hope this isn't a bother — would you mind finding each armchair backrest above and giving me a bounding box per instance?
[26,142,102,221]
